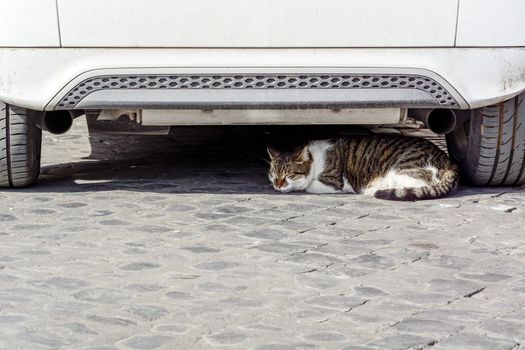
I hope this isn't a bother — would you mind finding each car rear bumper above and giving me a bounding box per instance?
[0,47,524,111]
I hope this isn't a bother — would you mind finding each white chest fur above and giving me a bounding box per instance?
[303,140,355,194]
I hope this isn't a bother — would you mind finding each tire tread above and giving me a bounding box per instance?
[447,93,525,186]
[0,102,42,188]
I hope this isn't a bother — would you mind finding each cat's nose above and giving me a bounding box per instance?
[276,178,287,188]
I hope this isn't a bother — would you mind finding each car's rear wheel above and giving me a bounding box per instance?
[446,92,525,186]
[0,103,42,188]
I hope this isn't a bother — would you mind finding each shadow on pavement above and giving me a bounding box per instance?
[17,124,522,198]
[35,125,369,194]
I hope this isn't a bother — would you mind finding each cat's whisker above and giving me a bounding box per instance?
[262,159,271,165]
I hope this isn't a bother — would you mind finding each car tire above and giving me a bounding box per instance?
[0,102,42,188]
[446,92,525,186]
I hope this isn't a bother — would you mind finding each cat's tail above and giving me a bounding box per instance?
[373,165,459,201]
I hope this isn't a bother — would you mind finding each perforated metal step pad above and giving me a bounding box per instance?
[56,73,458,109]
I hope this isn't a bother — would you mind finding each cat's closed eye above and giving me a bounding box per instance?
[288,173,304,180]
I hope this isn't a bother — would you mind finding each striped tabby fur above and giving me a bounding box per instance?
[267,135,458,201]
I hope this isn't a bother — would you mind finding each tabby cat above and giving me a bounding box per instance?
[267,135,458,201]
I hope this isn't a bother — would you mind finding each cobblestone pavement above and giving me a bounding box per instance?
[1,118,524,350]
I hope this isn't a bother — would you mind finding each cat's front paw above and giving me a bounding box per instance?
[305,180,341,194]
[275,186,294,193]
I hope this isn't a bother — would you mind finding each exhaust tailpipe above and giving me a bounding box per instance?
[410,109,461,135]
[36,111,74,135]
[427,109,457,135]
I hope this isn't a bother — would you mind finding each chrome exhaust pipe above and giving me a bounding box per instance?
[410,109,464,135]
[36,111,75,135]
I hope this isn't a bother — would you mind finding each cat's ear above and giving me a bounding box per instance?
[267,146,280,159]
[295,146,310,163]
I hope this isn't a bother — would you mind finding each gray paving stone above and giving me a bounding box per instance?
[124,284,166,293]
[59,322,98,335]
[393,318,463,335]
[0,314,30,323]
[206,331,248,345]
[434,333,519,350]
[457,272,512,283]
[99,219,131,226]
[368,334,436,349]
[395,291,454,305]
[283,252,341,268]
[133,225,174,233]
[124,305,170,320]
[295,274,343,290]
[152,324,192,334]
[428,278,486,296]
[479,319,525,339]
[306,295,368,312]
[87,315,137,327]
[302,331,346,342]
[0,214,17,221]
[30,277,90,290]
[415,308,490,325]
[73,289,132,304]
[253,343,317,350]
[118,335,174,349]
[220,296,268,308]
[254,242,311,254]
[352,286,388,298]
[242,228,288,240]
[242,324,283,332]
[351,254,397,270]
[193,261,240,270]
[424,255,470,270]
[17,330,66,348]
[119,263,162,271]
[165,291,194,300]
[180,246,221,253]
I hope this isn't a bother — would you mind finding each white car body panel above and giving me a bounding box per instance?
[0,0,60,47]
[57,0,458,47]
[456,0,525,46]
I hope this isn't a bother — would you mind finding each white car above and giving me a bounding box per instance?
[1,0,524,187]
